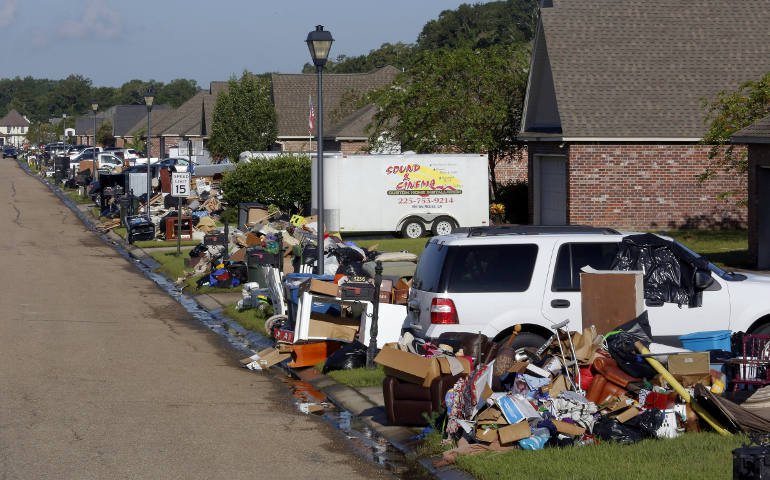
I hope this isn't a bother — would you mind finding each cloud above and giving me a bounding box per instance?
[59,0,123,40]
[0,0,17,28]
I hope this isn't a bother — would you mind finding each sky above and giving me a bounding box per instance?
[0,0,473,88]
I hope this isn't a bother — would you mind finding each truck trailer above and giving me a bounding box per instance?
[314,153,490,238]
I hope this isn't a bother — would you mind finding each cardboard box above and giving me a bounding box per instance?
[613,406,641,423]
[674,373,712,388]
[498,422,531,445]
[436,356,471,375]
[580,269,645,335]
[307,312,359,342]
[374,344,441,387]
[552,420,586,436]
[668,352,710,376]
[475,426,499,443]
[246,206,270,227]
[476,407,507,425]
[309,279,339,297]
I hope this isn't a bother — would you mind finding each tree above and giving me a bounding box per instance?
[158,79,199,108]
[699,72,770,202]
[208,72,277,161]
[368,43,531,194]
[96,119,115,147]
[126,127,146,153]
[302,42,414,74]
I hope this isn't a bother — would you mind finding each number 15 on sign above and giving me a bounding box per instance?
[172,172,191,197]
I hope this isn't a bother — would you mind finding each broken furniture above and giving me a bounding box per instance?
[165,216,193,240]
[383,373,465,426]
[729,334,770,391]
[586,356,641,405]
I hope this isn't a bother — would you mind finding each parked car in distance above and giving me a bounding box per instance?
[157,156,193,172]
[104,147,140,161]
[69,146,102,160]
[3,145,17,158]
[406,225,770,358]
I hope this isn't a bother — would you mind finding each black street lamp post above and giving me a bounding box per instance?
[144,88,155,221]
[91,101,98,179]
[306,25,333,275]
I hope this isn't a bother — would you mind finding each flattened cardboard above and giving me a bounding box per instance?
[229,248,246,263]
[668,352,710,376]
[246,206,270,227]
[476,407,506,425]
[552,420,586,436]
[549,375,567,398]
[674,373,712,388]
[374,344,441,387]
[309,279,340,297]
[613,406,641,423]
[475,427,499,443]
[241,347,290,369]
[580,269,645,335]
[508,361,530,374]
[498,422,531,445]
[436,356,471,375]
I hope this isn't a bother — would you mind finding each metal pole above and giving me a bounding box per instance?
[146,106,152,221]
[366,261,383,368]
[177,196,182,256]
[92,111,97,180]
[316,65,324,276]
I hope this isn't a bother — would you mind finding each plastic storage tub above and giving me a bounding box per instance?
[678,330,731,352]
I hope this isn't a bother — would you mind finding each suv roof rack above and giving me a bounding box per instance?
[458,225,621,237]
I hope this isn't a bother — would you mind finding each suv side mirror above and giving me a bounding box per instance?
[695,270,714,290]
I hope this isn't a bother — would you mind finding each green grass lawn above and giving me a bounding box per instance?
[346,236,428,257]
[449,431,746,480]
[222,303,271,336]
[66,190,93,205]
[655,229,750,270]
[322,365,386,388]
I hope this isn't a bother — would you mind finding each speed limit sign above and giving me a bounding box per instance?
[171,172,191,197]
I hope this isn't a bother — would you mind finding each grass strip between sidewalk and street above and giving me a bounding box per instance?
[222,303,271,337]
[322,365,386,388]
[450,431,746,480]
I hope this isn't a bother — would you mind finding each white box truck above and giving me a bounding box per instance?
[314,153,490,238]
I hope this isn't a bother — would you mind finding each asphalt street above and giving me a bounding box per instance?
[0,160,393,479]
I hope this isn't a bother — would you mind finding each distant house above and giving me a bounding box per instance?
[270,66,400,154]
[75,105,171,147]
[519,0,770,228]
[731,115,770,269]
[123,84,219,158]
[0,110,30,147]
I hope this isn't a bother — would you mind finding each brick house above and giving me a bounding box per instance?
[270,66,399,154]
[731,115,770,269]
[74,105,171,147]
[518,0,770,228]
[0,109,30,147]
[123,83,221,158]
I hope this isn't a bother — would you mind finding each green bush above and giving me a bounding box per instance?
[497,181,528,224]
[220,154,311,214]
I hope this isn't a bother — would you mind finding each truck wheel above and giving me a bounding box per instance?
[432,216,456,236]
[497,332,549,362]
[401,219,425,239]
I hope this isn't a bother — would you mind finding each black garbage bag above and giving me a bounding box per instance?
[611,233,711,307]
[331,246,366,265]
[226,261,248,285]
[625,408,664,437]
[336,261,370,279]
[593,416,645,444]
[606,312,657,379]
[322,341,369,373]
[163,194,177,208]
[189,243,207,258]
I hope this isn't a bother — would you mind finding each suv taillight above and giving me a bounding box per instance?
[430,298,458,324]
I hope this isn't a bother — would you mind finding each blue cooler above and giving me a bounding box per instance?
[679,330,732,352]
[283,273,340,325]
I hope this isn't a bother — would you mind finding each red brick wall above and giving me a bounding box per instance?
[568,144,747,230]
[748,144,770,266]
[493,147,528,185]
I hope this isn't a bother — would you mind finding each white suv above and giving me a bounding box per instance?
[406,226,770,355]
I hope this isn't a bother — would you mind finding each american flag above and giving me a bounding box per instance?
[308,95,315,133]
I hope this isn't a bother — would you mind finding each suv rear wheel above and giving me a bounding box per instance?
[497,332,549,363]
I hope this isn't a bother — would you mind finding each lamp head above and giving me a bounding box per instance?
[306,25,334,67]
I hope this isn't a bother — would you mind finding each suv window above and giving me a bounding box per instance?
[444,244,538,293]
[412,242,449,293]
[552,242,620,291]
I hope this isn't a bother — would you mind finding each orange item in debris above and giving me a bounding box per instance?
[287,341,344,368]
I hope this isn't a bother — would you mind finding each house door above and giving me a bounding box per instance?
[759,166,770,269]
[535,155,567,225]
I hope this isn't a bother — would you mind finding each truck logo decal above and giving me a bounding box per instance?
[386,164,462,196]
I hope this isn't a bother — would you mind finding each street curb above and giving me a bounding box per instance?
[17,159,470,480]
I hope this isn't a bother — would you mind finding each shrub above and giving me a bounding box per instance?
[220,153,311,214]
